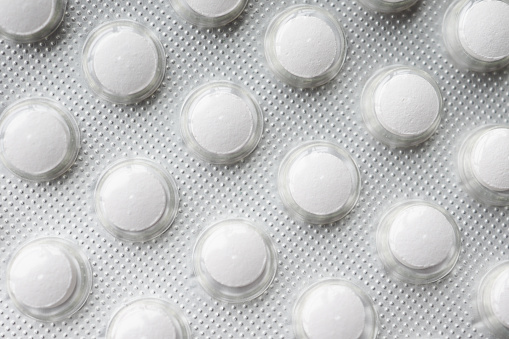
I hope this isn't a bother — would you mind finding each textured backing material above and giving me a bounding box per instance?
[0,0,508,338]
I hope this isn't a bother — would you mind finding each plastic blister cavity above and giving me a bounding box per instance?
[94,158,180,242]
[0,98,80,181]
[192,219,277,303]
[376,201,461,284]
[358,0,420,13]
[278,141,361,224]
[169,0,248,27]
[264,5,347,88]
[6,237,92,321]
[82,20,166,104]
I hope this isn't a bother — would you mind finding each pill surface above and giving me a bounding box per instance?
[170,0,247,27]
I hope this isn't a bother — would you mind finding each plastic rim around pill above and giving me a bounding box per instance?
[6,237,92,321]
[293,279,378,339]
[361,65,443,148]
[476,261,509,338]
[457,125,509,206]
[264,5,347,88]
[180,81,263,164]
[376,200,461,284]
[106,298,191,339]
[358,0,420,13]
[82,20,166,104]
[443,0,509,72]
[278,141,361,224]
[95,158,180,242]
[0,0,67,42]
[192,219,277,302]
[0,97,80,181]
[169,0,248,27]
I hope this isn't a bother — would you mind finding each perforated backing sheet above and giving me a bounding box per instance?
[0,0,508,338]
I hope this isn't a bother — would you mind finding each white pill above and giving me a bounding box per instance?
[0,98,80,181]
[276,16,337,79]
[0,0,67,42]
[293,280,378,339]
[201,221,267,288]
[471,127,509,192]
[193,219,277,302]
[377,201,460,284]
[95,159,179,242]
[9,244,77,309]
[82,21,165,104]
[278,141,361,224]
[459,0,509,62]
[265,5,347,87]
[181,82,263,164]
[6,237,92,321]
[375,74,440,136]
[362,66,442,147]
[107,299,190,339]
[388,204,455,269]
[170,0,247,27]
[491,268,509,328]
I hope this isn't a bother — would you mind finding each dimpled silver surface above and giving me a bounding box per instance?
[0,0,508,338]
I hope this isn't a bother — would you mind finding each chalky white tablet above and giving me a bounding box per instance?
[6,237,92,321]
[476,261,509,338]
[82,20,166,104]
[358,0,419,13]
[376,201,461,284]
[95,158,179,242]
[106,298,191,339]
[293,279,378,339]
[457,125,509,205]
[193,219,277,302]
[264,5,347,88]
[278,141,361,224]
[0,98,80,181]
[0,0,67,42]
[170,0,248,27]
[361,65,443,148]
[443,0,509,72]
[180,81,263,164]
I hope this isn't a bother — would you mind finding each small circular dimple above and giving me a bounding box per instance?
[9,244,77,309]
[471,127,509,192]
[0,98,80,181]
[95,159,179,242]
[388,204,455,269]
[293,280,378,339]
[106,299,190,339]
[0,0,67,42]
[82,20,166,104]
[459,0,509,62]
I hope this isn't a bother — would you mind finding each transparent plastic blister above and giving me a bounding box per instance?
[0,0,508,338]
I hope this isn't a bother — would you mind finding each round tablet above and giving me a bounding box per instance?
[6,237,92,321]
[264,5,347,88]
[358,0,419,13]
[82,20,166,104]
[106,299,190,339]
[193,219,277,302]
[95,158,179,242]
[0,98,80,181]
[0,0,67,42]
[293,279,377,339]
[361,65,443,148]
[170,0,248,27]
[443,0,509,72]
[180,81,263,164]
[278,141,361,224]
[376,201,461,284]
[457,125,509,205]
[477,262,509,337]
